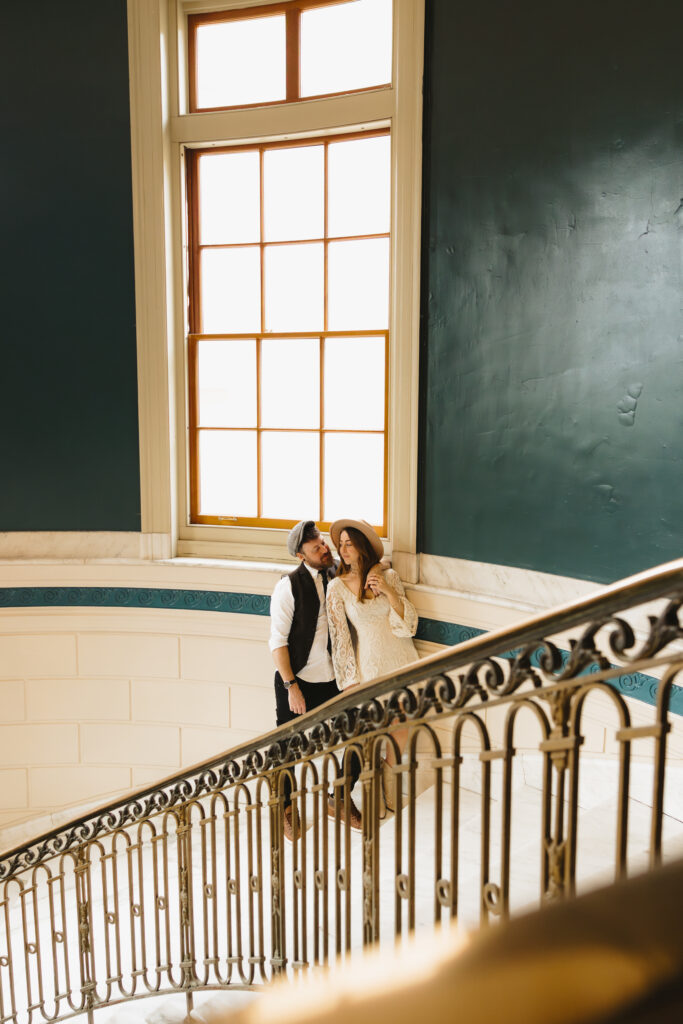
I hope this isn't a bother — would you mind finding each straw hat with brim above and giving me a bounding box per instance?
[329,519,384,561]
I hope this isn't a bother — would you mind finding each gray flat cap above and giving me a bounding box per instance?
[287,520,316,558]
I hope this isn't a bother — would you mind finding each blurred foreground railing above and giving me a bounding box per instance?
[1,559,683,1024]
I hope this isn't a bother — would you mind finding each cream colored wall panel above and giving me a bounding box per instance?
[0,609,270,642]
[181,726,260,768]
[0,725,79,766]
[78,634,180,679]
[25,679,131,722]
[80,724,180,767]
[229,683,275,733]
[131,678,230,727]
[0,809,39,830]
[131,765,181,789]
[0,680,25,722]
[0,635,77,679]
[29,765,132,809]
[180,636,273,686]
[0,769,28,809]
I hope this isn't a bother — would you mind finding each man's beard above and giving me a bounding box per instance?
[306,551,334,570]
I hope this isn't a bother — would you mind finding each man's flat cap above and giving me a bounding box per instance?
[287,520,316,558]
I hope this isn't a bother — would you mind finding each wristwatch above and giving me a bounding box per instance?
[283,678,296,689]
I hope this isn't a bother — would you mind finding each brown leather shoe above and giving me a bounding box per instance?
[283,804,298,842]
[327,795,362,832]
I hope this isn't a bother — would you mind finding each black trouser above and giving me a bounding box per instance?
[274,674,361,807]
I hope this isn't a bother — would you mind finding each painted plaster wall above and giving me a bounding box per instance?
[419,0,683,583]
[0,0,140,531]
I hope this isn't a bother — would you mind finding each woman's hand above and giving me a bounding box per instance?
[368,568,406,620]
[367,569,391,597]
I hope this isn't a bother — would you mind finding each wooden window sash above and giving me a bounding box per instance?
[188,0,392,113]
[187,131,390,533]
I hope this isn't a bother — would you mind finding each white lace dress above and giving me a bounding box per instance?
[326,569,419,689]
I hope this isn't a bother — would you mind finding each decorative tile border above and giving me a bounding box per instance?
[0,587,680,715]
[0,587,270,615]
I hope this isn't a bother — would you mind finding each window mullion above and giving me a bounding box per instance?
[258,147,265,519]
[286,7,301,102]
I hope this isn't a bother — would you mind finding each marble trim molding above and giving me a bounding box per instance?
[0,585,680,717]
[0,533,173,561]
[415,553,604,614]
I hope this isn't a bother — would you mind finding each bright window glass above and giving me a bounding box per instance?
[262,432,320,519]
[264,145,325,241]
[199,430,258,517]
[300,0,392,98]
[265,243,324,332]
[323,432,384,525]
[189,131,390,528]
[327,238,390,330]
[261,338,320,428]
[324,337,385,430]
[328,135,391,237]
[199,152,260,244]
[197,339,257,427]
[201,247,261,334]
[195,16,286,109]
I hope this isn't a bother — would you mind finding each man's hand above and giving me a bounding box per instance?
[288,682,306,715]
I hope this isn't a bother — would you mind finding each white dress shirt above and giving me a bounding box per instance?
[269,562,335,683]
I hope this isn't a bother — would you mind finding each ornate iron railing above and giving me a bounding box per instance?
[1,560,683,1024]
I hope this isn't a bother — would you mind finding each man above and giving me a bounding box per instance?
[269,520,361,840]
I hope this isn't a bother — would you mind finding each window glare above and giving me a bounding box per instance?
[301,0,392,98]
[201,247,261,334]
[195,16,286,109]
[199,430,257,517]
[262,432,320,520]
[328,238,390,331]
[199,152,260,244]
[328,135,391,237]
[197,340,257,427]
[261,338,320,428]
[324,432,384,525]
[324,337,385,430]
[264,145,325,242]
[265,243,324,332]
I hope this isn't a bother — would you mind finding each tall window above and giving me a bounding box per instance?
[186,1,393,533]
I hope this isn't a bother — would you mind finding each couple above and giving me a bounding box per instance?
[269,518,419,840]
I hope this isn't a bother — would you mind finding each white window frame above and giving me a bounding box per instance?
[127,0,424,578]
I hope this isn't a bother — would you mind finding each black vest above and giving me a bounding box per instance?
[287,561,335,676]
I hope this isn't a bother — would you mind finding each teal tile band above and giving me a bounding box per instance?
[0,587,680,715]
[0,587,270,615]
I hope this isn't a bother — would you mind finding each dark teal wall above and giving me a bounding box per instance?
[418,0,683,583]
[1,1,140,531]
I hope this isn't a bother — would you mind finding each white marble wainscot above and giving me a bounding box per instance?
[416,552,604,614]
[0,532,173,561]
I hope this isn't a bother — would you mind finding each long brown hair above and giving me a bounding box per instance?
[336,527,378,601]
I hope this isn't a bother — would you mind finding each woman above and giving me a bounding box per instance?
[326,520,419,811]
[326,519,419,689]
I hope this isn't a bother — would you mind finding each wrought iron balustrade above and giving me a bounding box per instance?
[1,559,683,1024]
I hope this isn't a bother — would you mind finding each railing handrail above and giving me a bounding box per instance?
[2,555,682,874]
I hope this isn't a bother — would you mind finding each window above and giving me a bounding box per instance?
[126,0,424,564]
[187,131,390,530]
[188,0,393,111]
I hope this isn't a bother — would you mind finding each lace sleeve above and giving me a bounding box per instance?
[327,582,360,688]
[385,569,419,638]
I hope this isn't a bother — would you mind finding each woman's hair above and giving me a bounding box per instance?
[336,527,378,601]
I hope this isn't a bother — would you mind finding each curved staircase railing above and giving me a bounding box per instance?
[1,559,683,1024]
